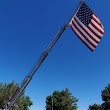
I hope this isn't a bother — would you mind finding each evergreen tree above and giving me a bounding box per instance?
[88,83,110,110]
[46,88,78,110]
[88,104,101,110]
[0,81,32,110]
[101,84,110,110]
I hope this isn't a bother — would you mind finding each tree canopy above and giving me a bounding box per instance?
[88,83,110,110]
[0,81,32,110]
[88,103,101,110]
[46,88,78,110]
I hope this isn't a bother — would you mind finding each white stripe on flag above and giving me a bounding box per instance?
[70,22,95,51]
[93,14,102,25]
[73,17,98,46]
[75,16,100,42]
[89,23,103,37]
[94,14,104,29]
[91,18,104,33]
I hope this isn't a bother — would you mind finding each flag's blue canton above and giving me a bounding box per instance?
[76,2,93,26]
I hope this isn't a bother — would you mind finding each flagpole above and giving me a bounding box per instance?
[6,1,84,110]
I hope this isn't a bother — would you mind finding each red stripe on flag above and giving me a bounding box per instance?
[88,26,101,39]
[74,17,99,44]
[72,21,96,48]
[93,13,104,29]
[90,21,104,35]
[70,25,94,51]
[92,14,102,28]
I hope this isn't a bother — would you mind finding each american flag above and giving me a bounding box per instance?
[69,2,104,51]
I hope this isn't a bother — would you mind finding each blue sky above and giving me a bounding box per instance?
[0,0,110,110]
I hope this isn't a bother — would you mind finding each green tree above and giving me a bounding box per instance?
[88,104,101,110]
[0,81,32,110]
[46,88,78,110]
[101,84,110,110]
[88,83,110,110]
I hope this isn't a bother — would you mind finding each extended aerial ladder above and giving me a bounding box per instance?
[5,1,83,110]
[5,25,67,110]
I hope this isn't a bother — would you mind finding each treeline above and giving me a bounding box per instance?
[0,81,110,110]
